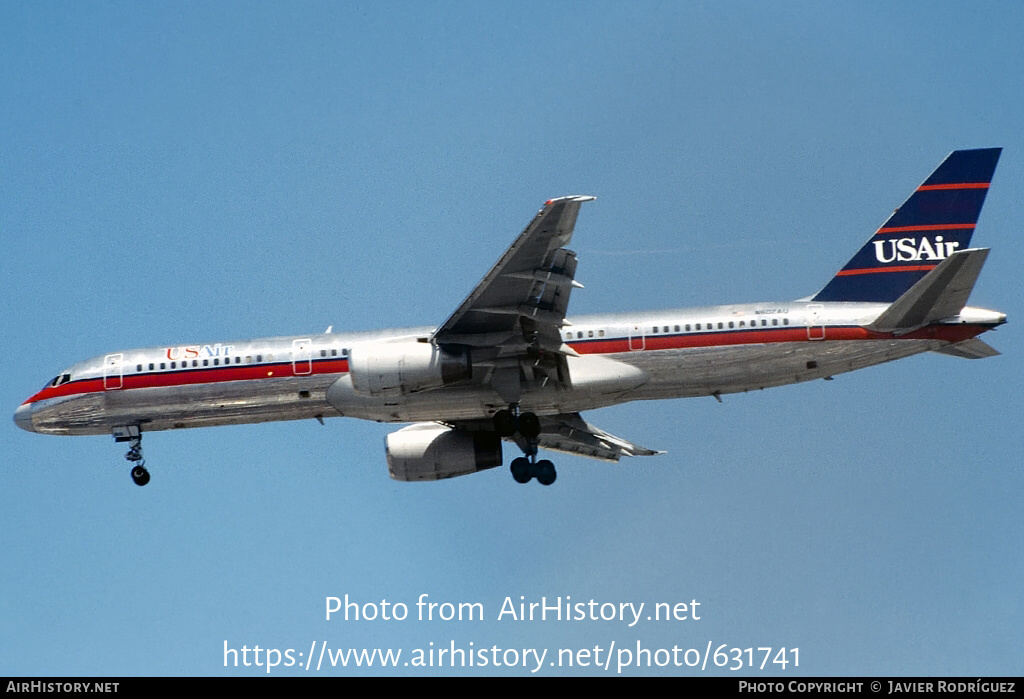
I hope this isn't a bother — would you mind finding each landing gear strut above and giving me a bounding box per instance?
[494,407,556,486]
[114,426,150,486]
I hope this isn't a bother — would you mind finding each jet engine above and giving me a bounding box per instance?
[348,341,471,397]
[385,423,502,481]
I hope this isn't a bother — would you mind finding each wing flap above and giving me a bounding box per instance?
[534,413,663,463]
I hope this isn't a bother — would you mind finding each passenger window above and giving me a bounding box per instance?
[214,358,219,366]
[136,365,142,372]
[717,322,723,329]
[588,330,594,338]
[257,355,263,362]
[652,326,658,333]
[598,330,605,337]
[160,363,166,370]
[171,362,176,369]
[193,360,199,367]
[148,363,154,370]
[772,319,778,326]
[783,318,790,325]
[695,323,701,330]
[728,321,734,329]
[685,324,691,331]
[674,325,680,332]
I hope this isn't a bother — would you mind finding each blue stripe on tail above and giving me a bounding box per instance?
[812,148,1001,303]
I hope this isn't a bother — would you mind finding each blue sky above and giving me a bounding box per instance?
[3,1,1022,676]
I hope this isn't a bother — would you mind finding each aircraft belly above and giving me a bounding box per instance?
[325,373,630,423]
[31,376,339,435]
[612,339,944,399]
[327,338,947,420]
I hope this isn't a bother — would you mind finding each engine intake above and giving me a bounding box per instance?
[349,341,470,397]
[386,424,502,482]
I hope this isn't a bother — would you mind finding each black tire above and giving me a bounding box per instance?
[535,459,556,486]
[493,409,517,437]
[518,412,541,440]
[131,465,150,487]
[510,457,532,484]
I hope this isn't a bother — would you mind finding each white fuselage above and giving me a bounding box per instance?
[15,300,1002,437]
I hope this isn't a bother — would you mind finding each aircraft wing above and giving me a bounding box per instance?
[533,413,663,463]
[432,196,594,399]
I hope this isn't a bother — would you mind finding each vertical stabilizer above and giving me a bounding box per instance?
[813,148,1001,303]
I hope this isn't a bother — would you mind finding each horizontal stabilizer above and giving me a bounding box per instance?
[868,248,989,333]
[933,338,1000,359]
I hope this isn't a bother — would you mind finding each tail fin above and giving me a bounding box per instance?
[812,148,1001,303]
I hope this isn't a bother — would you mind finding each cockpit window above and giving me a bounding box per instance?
[46,373,71,389]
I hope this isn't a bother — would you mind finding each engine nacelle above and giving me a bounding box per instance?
[349,341,470,397]
[385,424,502,482]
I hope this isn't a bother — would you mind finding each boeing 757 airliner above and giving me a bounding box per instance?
[15,149,1006,486]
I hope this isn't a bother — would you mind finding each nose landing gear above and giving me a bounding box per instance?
[114,426,150,486]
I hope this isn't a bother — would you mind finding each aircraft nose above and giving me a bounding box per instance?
[13,403,35,433]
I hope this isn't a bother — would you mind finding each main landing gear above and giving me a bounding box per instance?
[493,407,557,486]
[114,426,150,486]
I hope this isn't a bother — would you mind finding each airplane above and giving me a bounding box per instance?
[14,148,1006,487]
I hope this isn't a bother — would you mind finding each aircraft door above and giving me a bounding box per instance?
[292,338,313,375]
[628,325,646,351]
[103,353,123,390]
[806,304,825,340]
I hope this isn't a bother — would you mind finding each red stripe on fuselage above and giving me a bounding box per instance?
[569,324,987,354]
[23,359,350,405]
[25,324,992,406]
